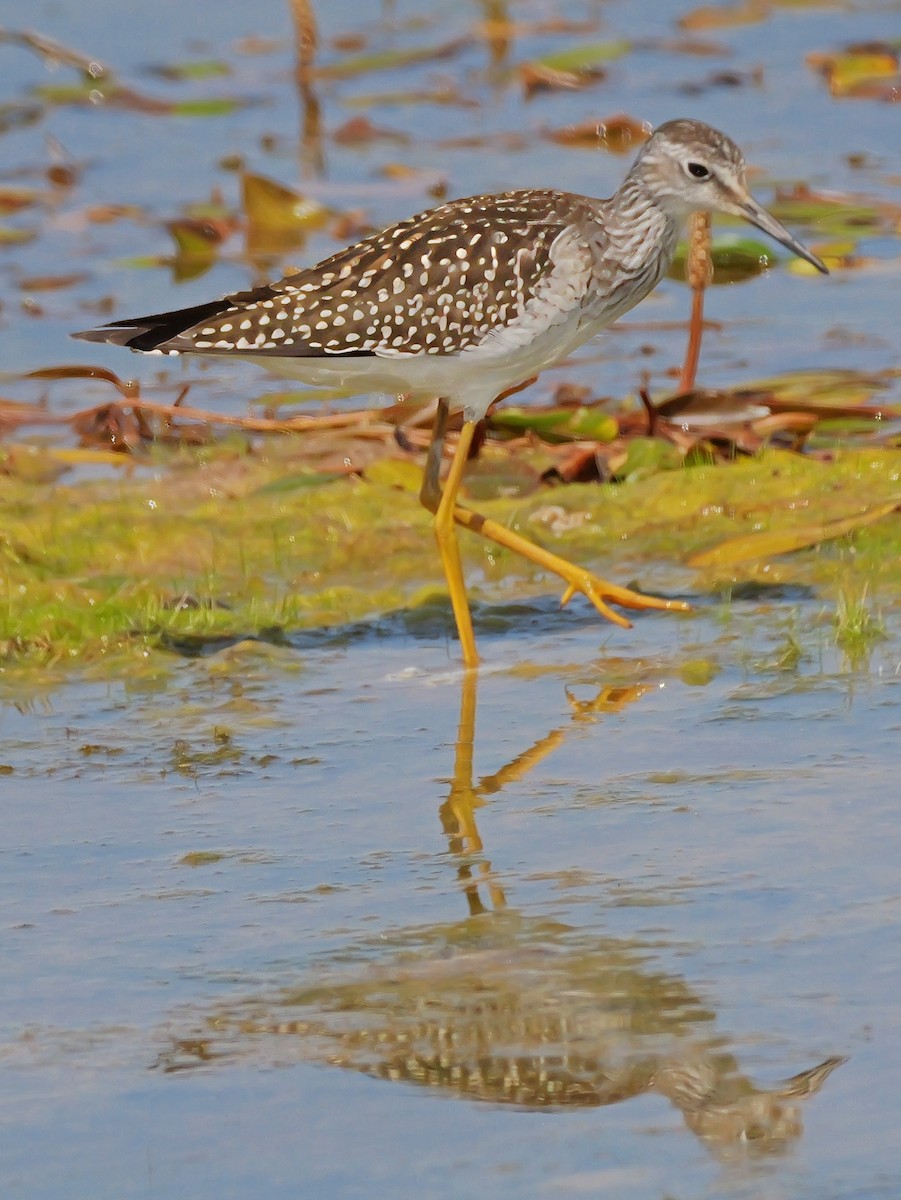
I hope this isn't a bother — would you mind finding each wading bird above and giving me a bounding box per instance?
[76,118,827,667]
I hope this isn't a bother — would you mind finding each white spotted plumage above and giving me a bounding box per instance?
[75,119,827,422]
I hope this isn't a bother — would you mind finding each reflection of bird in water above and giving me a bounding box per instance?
[160,936,844,1158]
[158,672,843,1157]
[654,1051,843,1154]
[75,120,827,667]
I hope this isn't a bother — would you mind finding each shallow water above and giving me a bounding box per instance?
[3,598,901,1198]
[3,0,901,1196]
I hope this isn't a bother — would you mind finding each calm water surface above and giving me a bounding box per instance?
[3,604,901,1198]
[2,0,901,1196]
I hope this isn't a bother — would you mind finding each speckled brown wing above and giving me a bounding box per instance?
[76,190,596,359]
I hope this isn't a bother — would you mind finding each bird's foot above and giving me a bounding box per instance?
[558,570,689,628]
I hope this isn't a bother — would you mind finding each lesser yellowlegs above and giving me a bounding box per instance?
[76,118,827,667]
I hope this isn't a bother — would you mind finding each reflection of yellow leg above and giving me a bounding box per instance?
[565,683,653,722]
[440,670,506,914]
[438,671,655,916]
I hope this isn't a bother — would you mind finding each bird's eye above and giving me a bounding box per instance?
[687,161,711,179]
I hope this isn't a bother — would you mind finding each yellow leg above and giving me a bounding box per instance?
[420,400,480,668]
[420,398,688,666]
[450,503,688,628]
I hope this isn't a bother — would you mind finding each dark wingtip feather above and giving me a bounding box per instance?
[71,297,237,352]
[72,323,152,348]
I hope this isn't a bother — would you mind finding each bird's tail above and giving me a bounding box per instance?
[72,298,233,352]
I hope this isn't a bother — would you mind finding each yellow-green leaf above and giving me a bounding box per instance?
[688,498,900,568]
[364,458,423,494]
[534,41,631,71]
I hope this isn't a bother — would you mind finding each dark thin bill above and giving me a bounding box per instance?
[740,200,829,275]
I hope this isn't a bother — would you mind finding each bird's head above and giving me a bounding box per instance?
[634,118,828,273]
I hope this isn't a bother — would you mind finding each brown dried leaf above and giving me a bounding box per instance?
[519,61,605,97]
[545,113,650,152]
[749,412,818,438]
[16,273,89,292]
[679,67,763,95]
[656,389,773,426]
[0,186,41,214]
[332,115,408,145]
[641,36,732,56]
[477,18,597,40]
[26,364,139,401]
[331,34,367,53]
[0,398,56,436]
[85,203,146,224]
[678,1,771,31]
[71,403,142,452]
[0,28,107,76]
[542,443,604,484]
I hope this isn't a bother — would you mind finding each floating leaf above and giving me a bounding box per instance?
[17,272,89,292]
[31,80,169,114]
[519,62,605,95]
[32,78,247,117]
[769,183,892,236]
[168,217,227,282]
[0,186,40,214]
[332,115,408,145]
[26,364,139,401]
[656,389,773,426]
[148,60,232,81]
[563,408,620,441]
[242,172,330,255]
[179,851,226,866]
[614,436,683,481]
[47,447,133,467]
[678,1,771,31]
[678,66,762,96]
[253,470,345,495]
[0,444,70,483]
[808,44,900,99]
[688,498,900,568]
[343,86,477,110]
[316,38,470,79]
[364,459,423,494]
[545,113,649,152]
[670,234,787,282]
[679,658,720,685]
[743,368,891,410]
[0,27,107,75]
[171,97,249,117]
[117,254,169,270]
[532,40,631,71]
[0,226,36,246]
[491,405,618,442]
[519,41,629,96]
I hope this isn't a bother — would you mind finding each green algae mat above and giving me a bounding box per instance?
[2,433,897,664]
